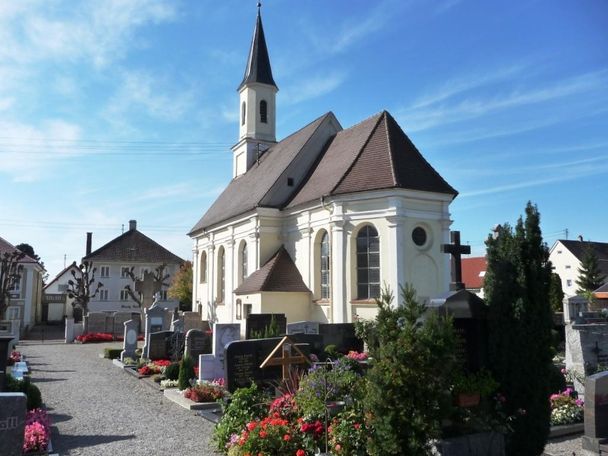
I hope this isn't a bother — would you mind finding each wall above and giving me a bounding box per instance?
[565,322,608,393]
[549,242,581,298]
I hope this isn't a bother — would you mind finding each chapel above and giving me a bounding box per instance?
[189,6,457,326]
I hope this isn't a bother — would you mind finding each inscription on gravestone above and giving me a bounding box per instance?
[582,371,608,453]
[148,331,172,360]
[184,329,211,364]
[0,392,27,456]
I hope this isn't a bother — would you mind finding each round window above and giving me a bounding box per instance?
[412,227,427,247]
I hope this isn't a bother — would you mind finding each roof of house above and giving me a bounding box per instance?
[557,239,608,276]
[43,261,79,290]
[462,257,487,290]
[238,8,277,90]
[0,236,41,265]
[234,246,310,294]
[83,227,184,264]
[190,110,457,233]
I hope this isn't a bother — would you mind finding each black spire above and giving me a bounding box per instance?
[238,3,278,91]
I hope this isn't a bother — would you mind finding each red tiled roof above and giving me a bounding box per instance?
[0,236,40,264]
[234,246,310,294]
[462,257,487,289]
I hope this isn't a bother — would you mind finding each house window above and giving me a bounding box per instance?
[9,276,21,293]
[287,177,294,187]
[260,100,268,123]
[217,247,225,304]
[241,101,246,125]
[320,231,330,299]
[240,242,248,285]
[566,280,572,287]
[120,289,130,301]
[58,284,68,292]
[100,266,110,278]
[159,290,168,300]
[7,306,20,320]
[140,267,150,279]
[243,303,252,319]
[565,265,571,269]
[200,251,207,284]
[356,225,380,299]
[121,266,131,278]
[99,289,109,301]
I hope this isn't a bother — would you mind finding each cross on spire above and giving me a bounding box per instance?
[442,231,471,291]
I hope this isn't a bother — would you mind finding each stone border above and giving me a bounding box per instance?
[548,422,584,439]
[163,388,220,411]
[140,376,163,392]
[123,367,147,379]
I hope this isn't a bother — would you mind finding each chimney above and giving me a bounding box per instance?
[86,232,92,256]
[129,220,137,231]
[578,235,583,242]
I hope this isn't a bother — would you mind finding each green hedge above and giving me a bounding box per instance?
[103,348,122,359]
[5,374,42,410]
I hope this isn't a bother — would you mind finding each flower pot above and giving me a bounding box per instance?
[456,392,481,408]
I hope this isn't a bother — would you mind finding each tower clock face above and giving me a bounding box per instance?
[412,227,427,247]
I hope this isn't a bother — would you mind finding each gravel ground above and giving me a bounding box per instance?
[544,434,585,456]
[19,328,217,456]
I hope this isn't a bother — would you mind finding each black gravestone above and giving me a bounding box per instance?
[318,323,364,354]
[148,330,173,360]
[225,334,322,392]
[0,335,14,391]
[245,313,287,339]
[185,329,212,365]
[429,289,488,372]
[582,371,608,453]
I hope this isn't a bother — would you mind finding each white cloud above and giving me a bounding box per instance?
[282,71,348,105]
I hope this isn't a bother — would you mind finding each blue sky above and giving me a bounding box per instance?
[1,0,607,279]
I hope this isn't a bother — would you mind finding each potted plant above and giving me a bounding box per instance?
[453,369,498,408]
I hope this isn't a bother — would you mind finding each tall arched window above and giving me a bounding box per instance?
[240,242,248,285]
[260,100,268,124]
[199,251,207,284]
[320,231,330,299]
[217,247,225,304]
[356,226,380,299]
[241,101,246,126]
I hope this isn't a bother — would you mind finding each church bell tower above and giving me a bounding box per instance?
[231,3,278,178]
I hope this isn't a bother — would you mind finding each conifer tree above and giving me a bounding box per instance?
[484,202,553,455]
[575,245,606,295]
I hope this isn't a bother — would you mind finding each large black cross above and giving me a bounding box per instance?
[442,231,471,291]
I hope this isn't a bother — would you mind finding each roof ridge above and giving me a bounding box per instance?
[84,229,184,263]
[382,111,398,187]
[329,112,385,195]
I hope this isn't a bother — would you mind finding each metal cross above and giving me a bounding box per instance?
[442,231,471,291]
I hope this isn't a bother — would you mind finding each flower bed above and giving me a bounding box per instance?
[76,332,144,343]
[7,350,21,366]
[23,408,51,454]
[550,388,583,426]
[183,380,226,403]
[137,359,171,376]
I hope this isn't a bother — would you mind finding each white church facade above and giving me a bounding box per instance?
[189,7,457,326]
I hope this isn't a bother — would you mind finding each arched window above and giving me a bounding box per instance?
[240,242,248,285]
[217,247,225,304]
[241,101,246,126]
[356,226,380,299]
[320,231,330,299]
[199,251,207,284]
[260,100,268,124]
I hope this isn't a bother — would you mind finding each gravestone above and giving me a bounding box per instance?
[148,330,173,360]
[0,392,26,456]
[170,315,184,333]
[142,304,171,358]
[287,321,319,335]
[183,312,210,332]
[65,317,75,343]
[120,320,138,363]
[429,289,489,372]
[0,321,16,354]
[0,335,14,391]
[184,329,211,364]
[581,371,608,453]
[318,323,364,354]
[136,274,162,309]
[113,312,133,338]
[86,312,108,334]
[199,323,240,382]
[224,334,323,392]
[246,313,286,339]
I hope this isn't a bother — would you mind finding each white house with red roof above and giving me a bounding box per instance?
[189,6,457,327]
[461,257,487,298]
[0,236,45,333]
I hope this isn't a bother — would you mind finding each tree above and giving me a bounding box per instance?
[15,243,48,284]
[484,202,553,455]
[549,273,565,313]
[123,263,170,307]
[359,285,457,455]
[168,261,192,311]
[66,261,103,315]
[575,245,606,295]
[0,250,25,319]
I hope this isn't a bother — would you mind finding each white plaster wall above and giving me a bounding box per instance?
[549,241,581,297]
[239,83,277,142]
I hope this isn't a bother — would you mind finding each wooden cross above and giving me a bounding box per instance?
[442,231,471,291]
[260,336,312,381]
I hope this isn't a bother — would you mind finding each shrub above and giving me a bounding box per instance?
[548,364,567,394]
[103,348,122,359]
[362,285,457,456]
[231,415,306,455]
[213,383,270,452]
[6,375,43,410]
[178,355,196,390]
[328,409,368,455]
[164,362,180,380]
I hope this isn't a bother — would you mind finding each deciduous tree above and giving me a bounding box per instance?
[66,261,103,315]
[168,261,192,310]
[0,250,25,319]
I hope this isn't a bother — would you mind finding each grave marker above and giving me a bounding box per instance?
[287,321,319,335]
[148,330,173,360]
[318,323,364,354]
[184,329,211,364]
[581,371,608,453]
[142,304,170,358]
[0,392,26,456]
[199,324,240,382]
[260,336,312,381]
[246,313,286,339]
[120,320,138,363]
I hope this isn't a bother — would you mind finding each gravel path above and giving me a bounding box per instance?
[19,329,216,456]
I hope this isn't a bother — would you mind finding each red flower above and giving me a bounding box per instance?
[246,422,257,431]
[296,450,306,456]
[259,430,267,438]
[354,423,361,430]
[283,434,291,441]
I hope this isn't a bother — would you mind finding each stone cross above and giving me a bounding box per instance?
[442,231,471,291]
[260,336,311,381]
[135,271,161,309]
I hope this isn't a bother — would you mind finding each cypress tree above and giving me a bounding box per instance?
[485,202,553,455]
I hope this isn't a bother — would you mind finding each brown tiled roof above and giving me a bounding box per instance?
[558,240,608,277]
[234,246,310,294]
[83,228,184,264]
[0,236,39,264]
[289,111,457,207]
[189,112,334,234]
[462,257,487,289]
